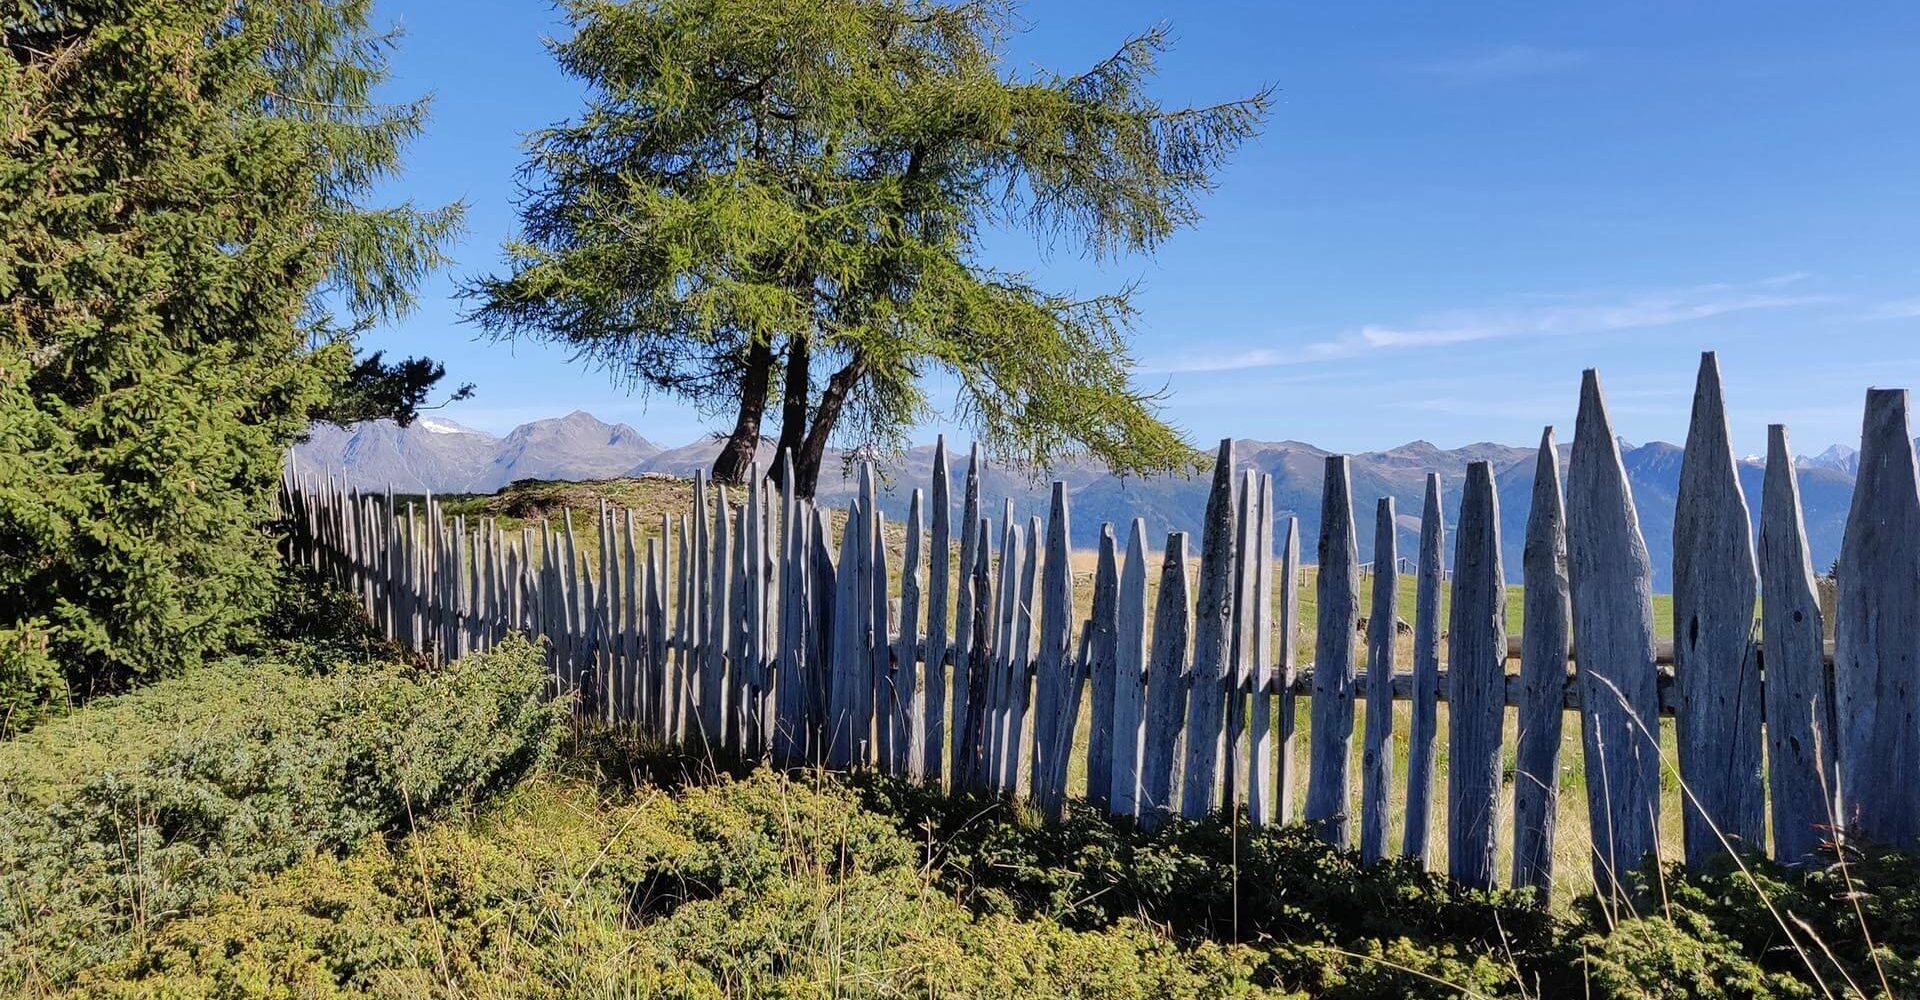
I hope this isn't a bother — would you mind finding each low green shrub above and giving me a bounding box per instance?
[852,776,1555,953]
[53,763,1920,1000]
[0,634,565,994]
[1566,849,1920,999]
[67,772,1294,1000]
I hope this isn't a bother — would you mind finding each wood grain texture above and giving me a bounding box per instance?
[1227,471,1257,812]
[900,490,925,780]
[1566,370,1663,896]
[950,445,981,784]
[1674,352,1765,862]
[1448,461,1506,891]
[1009,516,1041,795]
[1142,532,1192,830]
[1033,484,1076,812]
[1361,497,1399,864]
[1247,476,1278,826]
[692,472,712,743]
[961,520,995,791]
[809,504,836,758]
[828,484,867,769]
[988,512,1021,791]
[1086,522,1120,812]
[1835,388,1920,850]
[1111,519,1150,818]
[1061,524,1114,817]
[1404,474,1444,863]
[1513,430,1570,896]
[1759,424,1840,863]
[775,453,806,764]
[926,439,952,784]
[1182,440,1238,819]
[1307,456,1359,847]
[1275,515,1300,826]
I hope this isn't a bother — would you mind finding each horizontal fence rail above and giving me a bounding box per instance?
[282,353,1915,900]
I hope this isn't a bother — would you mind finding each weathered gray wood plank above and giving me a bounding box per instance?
[873,507,896,774]
[810,504,837,760]
[624,508,641,724]
[1182,440,1238,819]
[1085,523,1120,812]
[1448,461,1506,890]
[693,474,717,744]
[1759,424,1840,863]
[775,452,805,764]
[1008,516,1041,795]
[673,514,692,744]
[1306,456,1359,847]
[901,490,926,779]
[1674,352,1765,863]
[1361,497,1399,864]
[950,445,981,784]
[1835,388,1920,851]
[849,466,880,767]
[1566,369,1663,897]
[960,520,995,790]
[1275,515,1300,825]
[1513,430,1569,897]
[1247,476,1278,826]
[828,485,867,769]
[1111,518,1150,818]
[925,439,952,784]
[729,499,750,752]
[1228,470,1258,812]
[987,513,1020,790]
[1404,474,1444,863]
[744,465,768,756]
[1034,484,1077,816]
[1142,532,1192,830]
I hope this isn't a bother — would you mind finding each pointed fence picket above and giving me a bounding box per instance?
[280,357,1920,899]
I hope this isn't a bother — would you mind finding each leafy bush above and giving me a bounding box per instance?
[0,635,563,993]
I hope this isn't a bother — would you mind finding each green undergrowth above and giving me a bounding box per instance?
[45,725,1920,999]
[0,625,566,994]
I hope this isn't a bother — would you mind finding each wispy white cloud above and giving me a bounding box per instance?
[1866,297,1920,320]
[1418,45,1588,83]
[1152,279,1832,374]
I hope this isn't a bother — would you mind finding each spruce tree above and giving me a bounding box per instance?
[0,0,460,723]
[466,0,1269,494]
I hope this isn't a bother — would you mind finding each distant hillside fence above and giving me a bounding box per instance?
[280,353,1915,899]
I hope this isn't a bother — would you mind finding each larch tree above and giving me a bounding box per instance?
[0,0,461,725]
[465,0,1269,494]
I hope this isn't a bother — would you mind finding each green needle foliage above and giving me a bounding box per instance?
[0,0,461,726]
[466,0,1270,493]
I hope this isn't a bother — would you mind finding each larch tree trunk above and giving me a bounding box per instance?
[712,337,776,484]
[792,357,866,498]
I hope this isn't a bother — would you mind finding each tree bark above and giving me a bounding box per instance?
[769,334,810,491]
[793,357,865,498]
[711,337,775,484]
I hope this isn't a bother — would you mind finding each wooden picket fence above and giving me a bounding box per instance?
[280,353,1920,899]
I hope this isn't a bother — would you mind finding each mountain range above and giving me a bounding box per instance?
[296,413,1874,589]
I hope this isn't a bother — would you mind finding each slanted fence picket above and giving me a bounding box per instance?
[283,354,1911,901]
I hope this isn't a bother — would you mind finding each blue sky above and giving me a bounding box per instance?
[362,0,1920,457]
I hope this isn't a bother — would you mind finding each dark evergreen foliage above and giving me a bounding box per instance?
[0,0,460,718]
